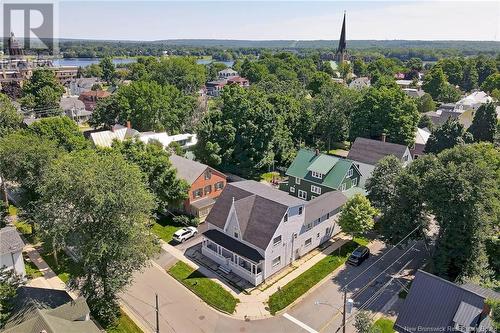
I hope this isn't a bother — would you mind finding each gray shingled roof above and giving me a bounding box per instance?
[305,191,347,223]
[206,181,303,250]
[347,137,408,165]
[169,154,209,184]
[0,227,25,255]
[395,270,497,333]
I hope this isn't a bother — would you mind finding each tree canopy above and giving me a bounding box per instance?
[20,69,65,114]
[27,116,90,151]
[468,103,498,143]
[0,93,22,138]
[425,118,473,154]
[338,194,379,237]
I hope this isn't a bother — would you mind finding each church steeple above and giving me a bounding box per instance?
[335,11,348,64]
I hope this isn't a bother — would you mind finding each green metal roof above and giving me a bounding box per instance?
[286,149,356,190]
[307,154,339,174]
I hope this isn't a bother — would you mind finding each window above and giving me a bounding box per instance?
[346,168,353,177]
[352,178,358,187]
[215,182,224,191]
[272,256,281,267]
[290,186,295,193]
[204,170,212,180]
[311,171,323,179]
[317,233,320,238]
[341,183,347,191]
[326,212,330,219]
[295,177,301,185]
[311,185,321,195]
[298,190,307,200]
[403,155,409,162]
[273,235,282,246]
[234,232,239,238]
[204,185,212,195]
[305,223,312,231]
[305,238,312,247]
[284,213,288,222]
[193,188,203,198]
[298,207,303,215]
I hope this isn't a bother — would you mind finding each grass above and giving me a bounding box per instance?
[374,318,395,333]
[107,310,143,333]
[13,220,40,244]
[268,240,359,314]
[353,236,370,247]
[8,205,17,216]
[39,246,82,283]
[168,261,239,313]
[260,171,280,183]
[151,215,184,243]
[24,256,43,279]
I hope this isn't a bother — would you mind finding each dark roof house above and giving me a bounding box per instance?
[395,270,498,333]
[347,137,411,166]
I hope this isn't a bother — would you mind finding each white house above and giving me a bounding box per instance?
[69,77,100,96]
[348,77,371,90]
[0,226,25,277]
[139,132,198,150]
[201,180,347,285]
[347,137,412,188]
[453,91,493,128]
[218,68,238,79]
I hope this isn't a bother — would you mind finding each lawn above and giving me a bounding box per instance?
[374,318,395,333]
[353,236,370,247]
[267,240,359,315]
[107,310,143,333]
[168,261,239,313]
[260,171,280,183]
[39,247,82,283]
[151,215,184,243]
[24,256,43,279]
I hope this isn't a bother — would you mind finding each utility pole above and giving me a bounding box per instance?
[155,293,160,333]
[342,289,347,333]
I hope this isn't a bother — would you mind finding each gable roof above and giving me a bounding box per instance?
[395,270,497,333]
[304,191,348,222]
[206,181,304,250]
[415,128,431,146]
[89,125,139,148]
[3,287,100,333]
[347,137,408,165]
[0,227,25,255]
[169,154,212,185]
[286,149,358,190]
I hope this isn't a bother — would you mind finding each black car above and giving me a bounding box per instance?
[347,246,370,266]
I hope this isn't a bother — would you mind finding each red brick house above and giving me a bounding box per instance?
[169,154,227,221]
[78,90,111,111]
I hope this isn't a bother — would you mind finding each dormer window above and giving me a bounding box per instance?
[204,170,212,180]
[311,171,323,179]
[346,168,353,177]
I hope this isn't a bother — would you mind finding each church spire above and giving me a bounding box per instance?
[335,11,348,64]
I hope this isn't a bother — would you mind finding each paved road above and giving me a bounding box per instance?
[120,241,426,333]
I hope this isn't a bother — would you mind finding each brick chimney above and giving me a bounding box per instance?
[126,121,131,129]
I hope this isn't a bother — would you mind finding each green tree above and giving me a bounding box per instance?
[99,57,116,84]
[338,62,352,79]
[350,86,420,146]
[84,64,103,78]
[241,59,269,83]
[406,57,423,71]
[0,266,24,323]
[206,62,227,81]
[416,93,436,113]
[0,131,63,203]
[437,58,463,86]
[354,311,380,333]
[486,298,500,331]
[151,57,206,94]
[418,114,434,131]
[27,116,89,151]
[481,73,500,93]
[437,83,461,103]
[307,71,332,96]
[21,69,64,114]
[468,103,498,143]
[461,59,479,91]
[475,55,497,86]
[352,58,368,77]
[425,118,473,154]
[338,194,379,238]
[111,139,189,210]
[35,150,158,326]
[0,93,22,137]
[366,155,404,214]
[422,66,447,100]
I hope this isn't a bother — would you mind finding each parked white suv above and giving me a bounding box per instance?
[172,227,198,243]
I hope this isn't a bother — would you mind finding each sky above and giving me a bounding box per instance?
[6,1,500,41]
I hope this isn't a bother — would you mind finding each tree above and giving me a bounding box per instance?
[418,114,434,131]
[366,155,404,213]
[1,81,22,100]
[338,194,379,238]
[84,64,104,78]
[0,131,63,204]
[425,118,473,154]
[35,150,158,326]
[460,59,479,92]
[150,57,206,94]
[240,59,270,83]
[354,311,380,333]
[21,69,64,114]
[422,66,447,100]
[111,139,189,210]
[350,86,420,146]
[486,298,500,331]
[406,57,423,71]
[307,72,333,96]
[481,73,500,93]
[0,266,24,323]
[437,58,463,86]
[27,116,89,151]
[206,62,227,81]
[352,58,368,77]
[416,93,436,113]
[468,103,497,143]
[475,55,497,86]
[437,83,461,103]
[338,62,352,79]
[99,57,116,84]
[0,93,22,137]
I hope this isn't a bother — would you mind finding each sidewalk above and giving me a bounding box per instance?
[159,234,352,320]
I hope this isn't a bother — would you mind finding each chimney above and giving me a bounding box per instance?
[126,121,131,129]
[315,148,320,156]
[381,133,386,142]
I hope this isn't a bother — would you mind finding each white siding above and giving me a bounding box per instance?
[0,251,25,277]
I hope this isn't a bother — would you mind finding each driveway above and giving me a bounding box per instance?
[120,241,426,333]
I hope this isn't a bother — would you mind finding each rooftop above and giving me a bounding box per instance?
[347,137,408,165]
[0,226,25,255]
